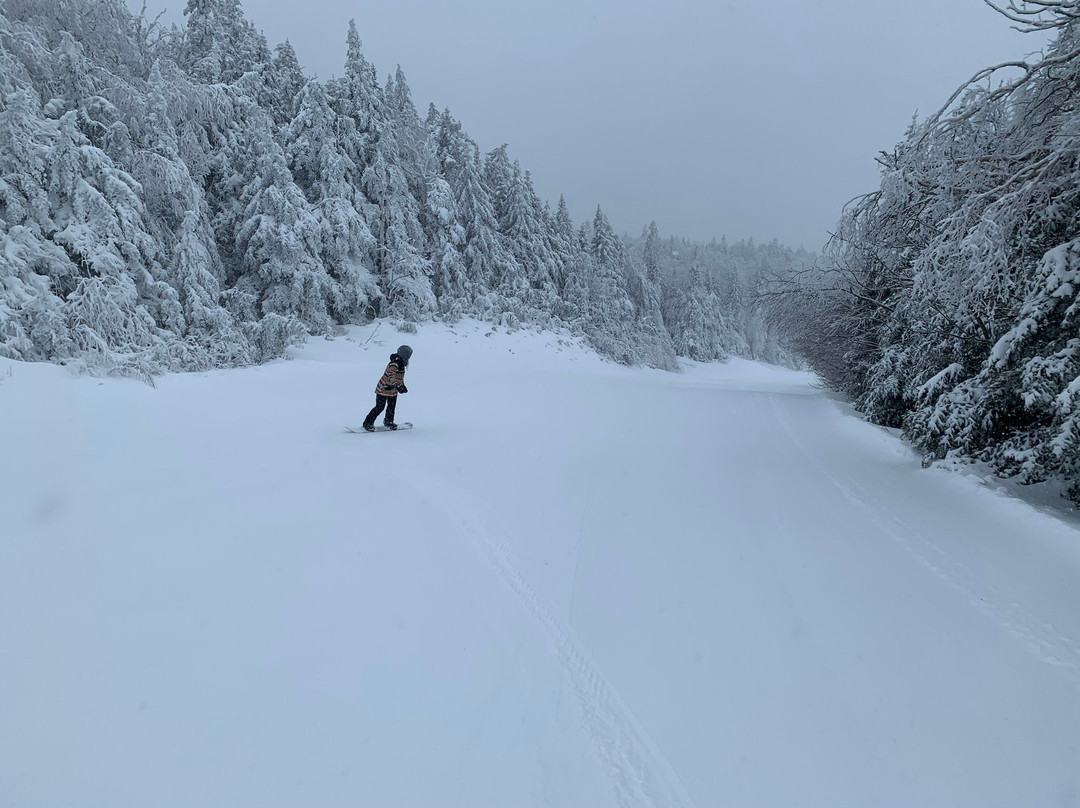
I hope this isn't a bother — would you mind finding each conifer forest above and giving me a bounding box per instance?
[0,0,801,381]
[4,0,1080,497]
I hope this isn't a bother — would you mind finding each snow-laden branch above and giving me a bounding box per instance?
[982,0,1080,32]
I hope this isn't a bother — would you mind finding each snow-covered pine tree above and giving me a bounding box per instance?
[170,209,251,366]
[670,262,735,362]
[522,172,563,314]
[643,221,662,286]
[232,106,334,334]
[129,61,250,366]
[384,65,430,210]
[385,66,467,321]
[583,206,638,363]
[429,108,516,316]
[552,195,576,295]
[0,89,71,360]
[179,0,270,85]
[261,40,306,127]
[482,144,531,309]
[285,77,379,323]
[0,13,33,97]
[422,172,468,318]
[43,108,183,373]
[623,221,678,369]
[487,153,559,319]
[330,22,433,323]
[554,217,592,329]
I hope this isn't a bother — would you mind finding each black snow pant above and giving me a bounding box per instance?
[363,394,397,427]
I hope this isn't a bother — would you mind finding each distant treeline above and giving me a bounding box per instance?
[0,0,805,379]
[771,2,1080,498]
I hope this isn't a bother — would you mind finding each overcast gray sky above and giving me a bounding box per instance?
[131,0,1048,251]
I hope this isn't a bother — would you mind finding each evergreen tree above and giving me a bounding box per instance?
[180,0,270,85]
[430,109,515,311]
[671,263,742,362]
[285,78,379,322]
[625,223,677,369]
[496,161,558,311]
[331,22,433,321]
[643,221,662,285]
[232,108,333,333]
[384,65,429,205]
[45,109,183,370]
[0,90,70,359]
[170,209,251,366]
[261,40,306,127]
[423,174,468,316]
[583,207,638,362]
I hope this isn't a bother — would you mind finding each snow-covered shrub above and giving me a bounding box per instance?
[248,313,306,363]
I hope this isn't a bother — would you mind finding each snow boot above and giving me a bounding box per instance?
[363,424,375,432]
[383,421,398,430]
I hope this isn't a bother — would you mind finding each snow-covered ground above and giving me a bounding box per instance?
[4,320,1080,808]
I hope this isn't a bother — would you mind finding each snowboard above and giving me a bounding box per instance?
[346,422,413,434]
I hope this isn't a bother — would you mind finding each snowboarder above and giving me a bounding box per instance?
[362,345,412,431]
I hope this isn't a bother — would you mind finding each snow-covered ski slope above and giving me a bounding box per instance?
[4,319,1080,808]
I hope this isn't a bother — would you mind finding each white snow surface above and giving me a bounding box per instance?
[3,320,1080,808]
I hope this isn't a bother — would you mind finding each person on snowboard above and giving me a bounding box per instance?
[362,345,412,431]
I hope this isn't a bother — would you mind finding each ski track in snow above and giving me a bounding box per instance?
[404,471,697,808]
[769,393,1080,690]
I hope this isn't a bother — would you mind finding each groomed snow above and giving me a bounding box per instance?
[3,320,1080,808]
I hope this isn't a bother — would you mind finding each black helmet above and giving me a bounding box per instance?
[397,345,413,360]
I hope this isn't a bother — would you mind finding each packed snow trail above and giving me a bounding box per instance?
[3,320,1080,808]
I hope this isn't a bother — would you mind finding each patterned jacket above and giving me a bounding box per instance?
[375,355,406,397]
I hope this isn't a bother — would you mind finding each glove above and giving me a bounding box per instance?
[398,384,408,394]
